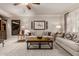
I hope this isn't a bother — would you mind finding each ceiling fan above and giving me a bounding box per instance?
[14,3,40,10]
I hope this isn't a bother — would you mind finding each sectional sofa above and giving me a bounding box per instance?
[56,36,79,56]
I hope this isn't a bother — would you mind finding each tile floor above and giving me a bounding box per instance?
[0,38,71,56]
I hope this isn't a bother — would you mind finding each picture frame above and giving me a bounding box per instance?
[11,20,20,35]
[34,21,45,30]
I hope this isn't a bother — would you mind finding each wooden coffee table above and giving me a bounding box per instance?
[26,37,53,49]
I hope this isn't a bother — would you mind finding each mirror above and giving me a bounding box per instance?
[11,20,20,35]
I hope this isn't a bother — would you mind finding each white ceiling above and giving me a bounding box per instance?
[32,3,79,15]
[0,3,79,17]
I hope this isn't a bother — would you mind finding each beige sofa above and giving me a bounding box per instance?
[56,37,79,56]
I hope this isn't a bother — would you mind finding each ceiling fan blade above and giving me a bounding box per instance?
[14,3,20,6]
[26,4,31,10]
[14,3,40,10]
[32,3,40,5]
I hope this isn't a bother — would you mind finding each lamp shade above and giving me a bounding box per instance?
[56,25,61,29]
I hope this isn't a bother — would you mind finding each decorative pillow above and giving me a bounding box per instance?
[48,32,51,36]
[68,33,78,42]
[64,33,72,40]
[73,38,79,43]
[72,34,77,40]
[62,33,65,38]
[28,33,31,36]
[31,32,35,36]
[43,32,47,36]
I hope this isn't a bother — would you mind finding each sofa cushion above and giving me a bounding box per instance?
[64,33,77,41]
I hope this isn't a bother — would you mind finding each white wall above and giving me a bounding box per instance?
[6,15,63,39]
[20,15,64,37]
[20,15,63,31]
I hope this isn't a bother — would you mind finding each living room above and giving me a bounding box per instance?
[1,2,79,56]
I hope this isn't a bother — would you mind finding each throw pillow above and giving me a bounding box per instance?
[64,33,72,40]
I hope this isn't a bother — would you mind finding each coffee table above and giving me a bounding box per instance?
[26,37,53,49]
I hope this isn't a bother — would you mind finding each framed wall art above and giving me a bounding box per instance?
[34,21,45,30]
[11,20,20,35]
[31,20,48,30]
